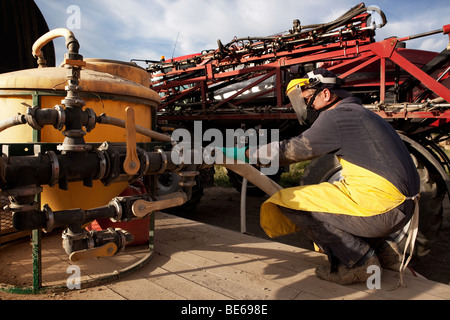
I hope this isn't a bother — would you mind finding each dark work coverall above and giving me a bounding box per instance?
[259,97,420,268]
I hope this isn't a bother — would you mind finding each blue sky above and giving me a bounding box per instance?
[34,0,450,67]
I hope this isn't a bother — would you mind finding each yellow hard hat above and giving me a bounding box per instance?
[286,78,310,94]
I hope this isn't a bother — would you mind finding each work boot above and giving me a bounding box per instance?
[315,254,382,285]
[377,239,402,271]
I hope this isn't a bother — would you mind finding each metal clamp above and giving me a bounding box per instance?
[46,151,60,187]
[177,170,199,187]
[6,202,39,213]
[156,148,168,174]
[57,130,92,152]
[42,204,55,233]
[25,106,43,130]
[142,149,150,175]
[53,105,66,131]
[3,185,43,198]
[93,149,108,180]
[109,197,123,223]
[129,148,150,184]
[85,108,96,133]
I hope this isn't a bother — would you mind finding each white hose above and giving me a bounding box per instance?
[222,161,282,197]
[241,178,248,234]
[223,162,282,234]
[0,115,26,133]
[32,28,75,67]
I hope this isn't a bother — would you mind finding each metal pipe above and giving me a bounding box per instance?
[2,151,101,190]
[398,28,444,42]
[62,227,134,259]
[12,206,96,232]
[0,146,190,192]
[97,114,172,142]
[11,192,140,233]
[32,28,79,67]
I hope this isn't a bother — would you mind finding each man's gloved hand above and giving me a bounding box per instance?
[221,147,249,163]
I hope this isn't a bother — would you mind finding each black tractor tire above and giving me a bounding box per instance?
[400,154,445,257]
[300,155,342,186]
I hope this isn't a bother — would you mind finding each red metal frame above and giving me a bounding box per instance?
[148,8,450,124]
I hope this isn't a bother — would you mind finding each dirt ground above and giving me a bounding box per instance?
[183,187,450,285]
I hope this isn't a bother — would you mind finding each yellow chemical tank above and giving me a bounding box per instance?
[84,59,151,87]
[0,60,160,211]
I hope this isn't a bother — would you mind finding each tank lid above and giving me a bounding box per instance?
[83,58,151,87]
[0,67,160,104]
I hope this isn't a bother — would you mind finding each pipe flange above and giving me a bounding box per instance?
[109,198,122,223]
[53,105,66,131]
[42,204,55,233]
[156,148,168,174]
[6,202,39,212]
[57,143,92,152]
[177,170,199,188]
[85,231,95,249]
[142,149,150,175]
[25,106,43,130]
[46,151,60,187]
[177,171,199,178]
[178,180,197,188]
[129,148,150,184]
[62,229,92,243]
[85,108,96,133]
[4,186,43,198]
[93,149,107,180]
[115,228,128,252]
[57,130,92,152]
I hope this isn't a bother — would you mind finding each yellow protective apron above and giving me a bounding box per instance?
[260,158,408,238]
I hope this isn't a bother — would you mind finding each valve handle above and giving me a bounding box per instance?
[69,242,118,262]
[123,107,140,175]
[132,192,188,218]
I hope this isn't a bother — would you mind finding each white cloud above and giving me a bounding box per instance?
[34,0,450,66]
[373,4,450,52]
